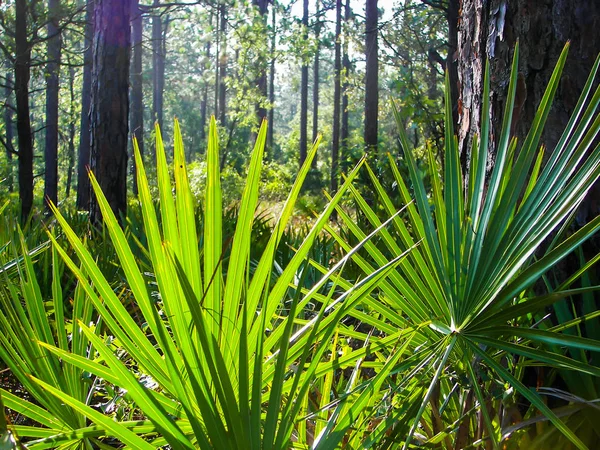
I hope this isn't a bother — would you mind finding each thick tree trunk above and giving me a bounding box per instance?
[299,0,309,167]
[311,0,321,167]
[44,0,62,210]
[4,70,14,193]
[364,0,378,154]
[152,0,165,132]
[76,0,93,210]
[15,0,34,222]
[457,0,600,190]
[331,0,342,193]
[90,0,131,224]
[130,0,144,195]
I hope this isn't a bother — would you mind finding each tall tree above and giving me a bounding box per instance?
[218,3,227,124]
[44,0,62,209]
[457,0,600,187]
[253,0,269,124]
[340,0,351,168]
[130,0,144,195]
[267,2,276,153]
[14,0,36,221]
[3,70,14,193]
[89,0,132,223]
[330,0,342,192]
[299,0,309,166]
[364,0,378,154]
[76,0,93,210]
[152,0,166,131]
[311,0,322,163]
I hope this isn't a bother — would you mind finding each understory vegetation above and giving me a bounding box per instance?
[1,44,600,449]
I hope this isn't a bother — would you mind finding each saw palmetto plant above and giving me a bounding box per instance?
[329,42,600,448]
[0,42,599,449]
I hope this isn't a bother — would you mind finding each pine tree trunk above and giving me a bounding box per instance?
[218,4,227,125]
[44,0,62,210]
[76,0,93,210]
[152,0,165,131]
[311,0,321,166]
[89,0,131,224]
[130,0,144,195]
[331,0,342,193]
[299,0,309,167]
[340,0,350,172]
[15,0,34,222]
[364,0,378,154]
[267,3,276,155]
[66,64,76,199]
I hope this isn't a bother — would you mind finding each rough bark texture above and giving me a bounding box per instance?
[4,70,14,193]
[90,0,131,224]
[364,0,378,154]
[76,0,93,210]
[131,0,144,195]
[15,0,34,222]
[457,0,600,217]
[299,0,309,167]
[66,64,76,198]
[330,0,342,193]
[457,0,600,273]
[44,0,62,209]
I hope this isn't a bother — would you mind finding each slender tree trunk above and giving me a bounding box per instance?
[152,0,165,131]
[311,0,321,167]
[76,0,93,210]
[66,64,76,199]
[130,0,144,195]
[267,2,276,155]
[364,0,378,154]
[4,70,14,193]
[218,4,227,125]
[44,0,62,210]
[15,0,35,222]
[90,0,131,224]
[253,0,269,125]
[299,0,309,167]
[331,0,342,193]
[340,0,351,171]
[199,21,211,147]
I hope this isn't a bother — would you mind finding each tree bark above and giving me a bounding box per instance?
[364,0,378,154]
[331,0,342,193]
[44,0,62,210]
[299,0,309,167]
[90,0,131,224]
[130,0,144,195]
[15,0,35,222]
[3,70,14,193]
[66,64,76,199]
[76,0,93,210]
[457,0,600,188]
